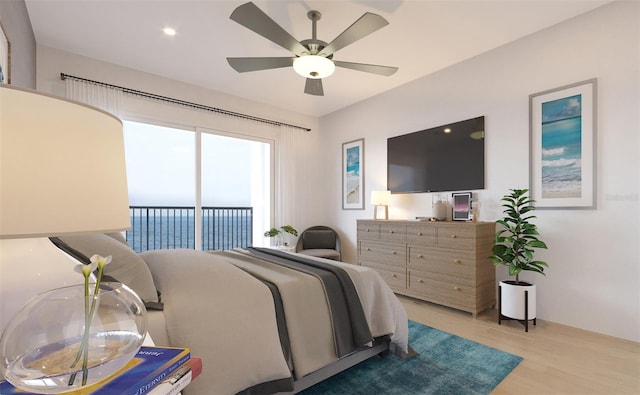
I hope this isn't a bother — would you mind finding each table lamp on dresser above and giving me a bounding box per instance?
[0,85,131,334]
[371,190,391,220]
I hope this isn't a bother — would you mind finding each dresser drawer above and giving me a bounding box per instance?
[407,247,475,281]
[359,241,405,267]
[369,265,406,292]
[378,223,407,243]
[406,223,437,246]
[357,222,380,241]
[437,224,475,251]
[408,272,475,309]
[409,261,474,286]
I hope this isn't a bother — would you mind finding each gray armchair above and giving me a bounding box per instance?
[295,226,341,261]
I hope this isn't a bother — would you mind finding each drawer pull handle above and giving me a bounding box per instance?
[417,232,423,236]
[418,279,424,283]
[453,259,461,264]
[453,286,461,291]
[417,254,424,259]
[366,248,371,251]
[450,234,457,238]
[366,229,370,232]
[392,274,398,278]
[389,230,394,234]
[391,251,397,255]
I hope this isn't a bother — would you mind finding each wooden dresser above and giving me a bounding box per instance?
[357,219,496,317]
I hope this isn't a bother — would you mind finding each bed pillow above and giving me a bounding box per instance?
[54,233,160,305]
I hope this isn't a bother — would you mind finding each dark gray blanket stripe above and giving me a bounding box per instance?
[248,247,373,352]
[257,280,294,371]
[237,376,294,395]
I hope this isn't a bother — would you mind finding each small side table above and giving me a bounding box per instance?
[268,245,296,253]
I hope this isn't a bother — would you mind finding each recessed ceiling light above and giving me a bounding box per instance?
[163,27,176,36]
[444,128,452,133]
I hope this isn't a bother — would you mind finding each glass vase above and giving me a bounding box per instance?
[0,282,147,394]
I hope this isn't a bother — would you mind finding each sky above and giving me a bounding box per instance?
[123,121,260,207]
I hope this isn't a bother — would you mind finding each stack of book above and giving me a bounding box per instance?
[0,346,202,395]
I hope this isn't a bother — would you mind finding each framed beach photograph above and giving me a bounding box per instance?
[529,79,597,209]
[0,21,10,84]
[342,138,365,210]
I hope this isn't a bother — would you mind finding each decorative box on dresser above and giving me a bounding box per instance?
[357,219,496,318]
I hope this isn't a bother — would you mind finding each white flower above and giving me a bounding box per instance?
[90,254,112,270]
[74,261,97,277]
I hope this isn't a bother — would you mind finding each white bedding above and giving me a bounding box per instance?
[142,249,292,395]
[141,248,409,395]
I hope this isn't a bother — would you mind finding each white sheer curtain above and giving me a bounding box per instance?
[276,125,306,233]
[65,78,122,117]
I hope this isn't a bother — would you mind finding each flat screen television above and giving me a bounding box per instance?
[387,116,485,193]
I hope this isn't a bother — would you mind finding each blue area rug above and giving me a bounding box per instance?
[300,320,522,395]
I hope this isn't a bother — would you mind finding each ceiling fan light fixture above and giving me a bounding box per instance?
[293,55,335,79]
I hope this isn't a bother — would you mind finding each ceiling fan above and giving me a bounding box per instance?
[226,2,398,96]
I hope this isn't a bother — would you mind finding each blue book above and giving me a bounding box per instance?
[0,346,190,395]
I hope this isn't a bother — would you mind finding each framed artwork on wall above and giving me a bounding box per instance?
[0,21,10,84]
[342,138,365,210]
[529,78,597,209]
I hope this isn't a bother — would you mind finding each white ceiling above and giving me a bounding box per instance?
[25,0,610,117]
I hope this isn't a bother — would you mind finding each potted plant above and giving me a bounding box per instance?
[489,188,548,330]
[264,225,298,247]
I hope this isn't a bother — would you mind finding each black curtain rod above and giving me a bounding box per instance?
[60,73,311,132]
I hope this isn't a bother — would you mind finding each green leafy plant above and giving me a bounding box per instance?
[264,228,280,237]
[490,188,548,284]
[280,225,298,237]
[263,225,298,237]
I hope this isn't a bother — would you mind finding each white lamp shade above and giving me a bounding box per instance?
[0,86,131,238]
[293,55,335,79]
[0,85,131,334]
[371,190,391,206]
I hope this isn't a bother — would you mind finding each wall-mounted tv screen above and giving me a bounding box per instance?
[387,116,485,193]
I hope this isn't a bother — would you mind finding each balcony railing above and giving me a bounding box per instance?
[126,206,253,253]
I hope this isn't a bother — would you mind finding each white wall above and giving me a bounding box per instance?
[36,46,316,133]
[0,0,36,88]
[319,1,639,342]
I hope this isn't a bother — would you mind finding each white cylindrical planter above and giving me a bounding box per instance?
[499,280,536,320]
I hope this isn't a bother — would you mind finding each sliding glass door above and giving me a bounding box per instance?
[122,121,271,252]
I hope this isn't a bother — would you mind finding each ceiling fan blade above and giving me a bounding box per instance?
[320,12,389,57]
[230,2,308,56]
[227,57,294,73]
[304,78,324,96]
[334,60,398,76]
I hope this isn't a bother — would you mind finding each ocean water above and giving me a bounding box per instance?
[541,116,582,198]
[346,146,360,175]
[126,214,253,253]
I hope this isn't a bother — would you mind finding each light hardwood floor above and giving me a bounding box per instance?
[399,295,640,394]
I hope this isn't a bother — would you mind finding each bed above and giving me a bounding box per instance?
[54,233,411,395]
